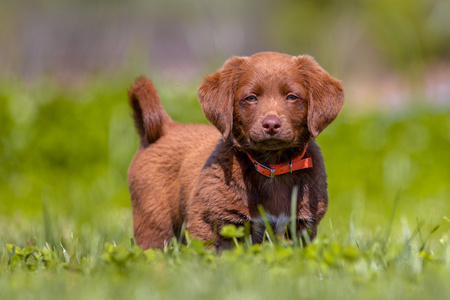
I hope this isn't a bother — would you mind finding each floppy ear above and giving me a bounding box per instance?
[296,55,344,138]
[198,56,244,140]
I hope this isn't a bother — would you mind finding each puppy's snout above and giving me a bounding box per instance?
[262,115,281,135]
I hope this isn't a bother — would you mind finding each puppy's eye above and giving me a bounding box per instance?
[286,94,299,101]
[244,96,258,103]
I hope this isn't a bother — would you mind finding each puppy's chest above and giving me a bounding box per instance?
[246,179,297,215]
[241,178,311,240]
[249,212,313,243]
[251,213,291,235]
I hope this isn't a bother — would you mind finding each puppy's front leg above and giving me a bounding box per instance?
[186,215,214,242]
[185,161,247,249]
[186,205,247,250]
[187,216,235,250]
[186,216,225,249]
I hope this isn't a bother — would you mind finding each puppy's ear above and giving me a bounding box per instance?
[296,55,344,138]
[198,56,244,140]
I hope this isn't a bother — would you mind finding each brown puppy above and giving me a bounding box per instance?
[128,52,344,250]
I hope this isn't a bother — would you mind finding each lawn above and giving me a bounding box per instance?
[0,77,449,299]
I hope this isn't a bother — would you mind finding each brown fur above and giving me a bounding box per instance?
[128,52,344,250]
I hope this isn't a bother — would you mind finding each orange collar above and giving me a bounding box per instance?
[246,148,313,178]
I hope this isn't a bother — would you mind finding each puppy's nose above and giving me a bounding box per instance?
[262,115,281,135]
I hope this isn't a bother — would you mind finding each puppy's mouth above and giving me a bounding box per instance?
[249,138,293,151]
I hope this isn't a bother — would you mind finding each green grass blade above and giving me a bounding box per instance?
[257,205,276,245]
[290,185,299,247]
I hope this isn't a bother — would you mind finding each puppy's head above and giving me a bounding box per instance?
[198,52,344,151]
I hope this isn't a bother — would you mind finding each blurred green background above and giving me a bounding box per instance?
[0,0,449,248]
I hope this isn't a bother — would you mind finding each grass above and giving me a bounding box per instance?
[0,76,449,299]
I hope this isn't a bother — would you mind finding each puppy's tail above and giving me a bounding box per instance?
[129,76,171,147]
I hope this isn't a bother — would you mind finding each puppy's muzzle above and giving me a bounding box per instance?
[262,115,281,136]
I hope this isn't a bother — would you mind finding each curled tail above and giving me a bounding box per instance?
[129,76,171,147]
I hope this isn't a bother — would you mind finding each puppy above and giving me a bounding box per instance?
[128,52,344,250]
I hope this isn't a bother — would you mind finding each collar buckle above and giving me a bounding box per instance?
[253,161,275,179]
